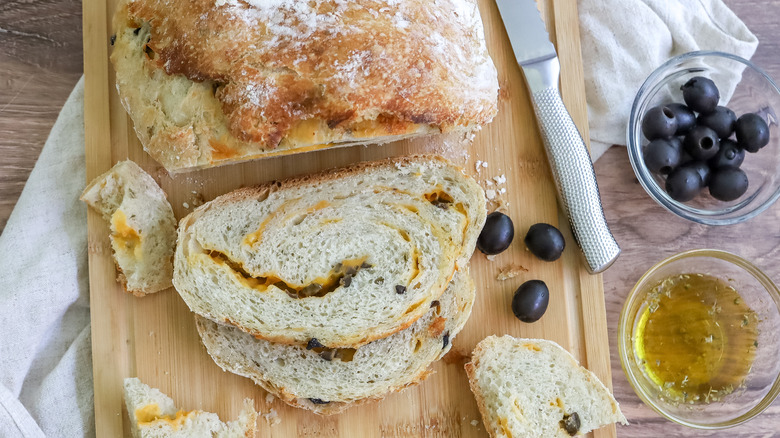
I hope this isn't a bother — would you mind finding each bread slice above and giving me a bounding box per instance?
[123,377,257,438]
[174,155,486,348]
[195,270,475,415]
[81,160,176,296]
[110,0,498,172]
[465,336,627,438]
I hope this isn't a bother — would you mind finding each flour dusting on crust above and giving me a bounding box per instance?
[112,0,498,171]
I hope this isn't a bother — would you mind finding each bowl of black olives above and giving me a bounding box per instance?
[628,51,780,225]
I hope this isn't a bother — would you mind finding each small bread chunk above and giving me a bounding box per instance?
[174,155,486,348]
[465,336,627,438]
[195,270,474,415]
[81,160,176,296]
[123,377,257,438]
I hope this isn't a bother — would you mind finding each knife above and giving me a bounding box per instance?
[495,0,620,274]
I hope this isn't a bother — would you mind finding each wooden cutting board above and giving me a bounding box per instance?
[82,0,616,436]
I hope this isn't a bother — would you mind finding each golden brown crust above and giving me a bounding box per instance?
[112,0,498,171]
[197,154,457,211]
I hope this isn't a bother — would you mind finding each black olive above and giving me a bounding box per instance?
[709,168,749,201]
[682,161,711,187]
[306,338,324,350]
[309,398,329,405]
[442,331,450,349]
[477,212,514,255]
[641,105,678,140]
[735,113,770,152]
[560,412,581,436]
[697,106,736,139]
[395,285,406,294]
[340,275,352,288]
[643,139,682,174]
[665,166,703,202]
[708,139,745,169]
[678,147,695,166]
[524,223,565,262]
[667,103,696,135]
[511,280,549,323]
[110,34,116,46]
[319,349,336,361]
[681,76,720,114]
[684,125,720,161]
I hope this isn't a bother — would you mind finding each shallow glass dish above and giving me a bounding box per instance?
[618,249,780,429]
[627,51,780,225]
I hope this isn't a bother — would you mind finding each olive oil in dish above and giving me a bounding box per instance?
[632,273,759,404]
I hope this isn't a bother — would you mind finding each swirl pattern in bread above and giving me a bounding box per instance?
[173,155,486,348]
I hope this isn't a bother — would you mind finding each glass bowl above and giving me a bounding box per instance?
[618,249,780,429]
[627,51,780,225]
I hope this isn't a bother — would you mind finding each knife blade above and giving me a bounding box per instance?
[495,0,620,274]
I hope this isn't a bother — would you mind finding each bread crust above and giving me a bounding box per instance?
[111,0,498,171]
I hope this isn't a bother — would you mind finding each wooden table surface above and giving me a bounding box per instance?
[1,1,778,436]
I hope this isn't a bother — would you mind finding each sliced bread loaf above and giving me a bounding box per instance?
[465,336,627,438]
[174,155,486,347]
[81,160,176,296]
[195,270,475,415]
[123,377,257,438]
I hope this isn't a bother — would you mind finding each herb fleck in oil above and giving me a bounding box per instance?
[633,273,759,404]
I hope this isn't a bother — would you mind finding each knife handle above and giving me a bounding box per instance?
[523,59,620,274]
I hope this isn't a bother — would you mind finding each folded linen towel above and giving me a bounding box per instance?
[0,78,93,438]
[579,0,758,160]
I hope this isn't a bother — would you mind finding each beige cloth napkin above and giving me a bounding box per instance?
[0,78,93,438]
[579,0,759,160]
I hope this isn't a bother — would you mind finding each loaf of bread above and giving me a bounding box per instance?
[465,336,627,438]
[173,155,486,348]
[80,160,176,296]
[110,0,499,171]
[196,270,474,415]
[123,377,257,438]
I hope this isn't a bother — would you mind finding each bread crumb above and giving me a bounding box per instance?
[471,420,480,426]
[499,188,506,194]
[263,409,281,426]
[486,254,497,262]
[265,393,275,404]
[485,179,493,186]
[182,202,190,209]
[486,189,496,200]
[493,174,506,185]
[496,265,529,281]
